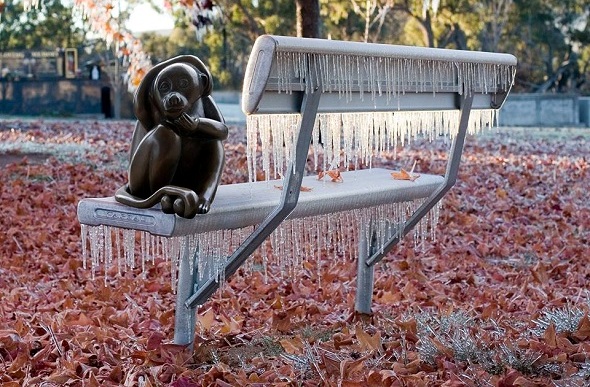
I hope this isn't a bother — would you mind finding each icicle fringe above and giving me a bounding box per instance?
[80,200,441,289]
[247,109,497,181]
[247,49,515,181]
[274,51,515,98]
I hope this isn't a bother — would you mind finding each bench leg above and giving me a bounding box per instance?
[174,238,198,349]
[355,224,376,314]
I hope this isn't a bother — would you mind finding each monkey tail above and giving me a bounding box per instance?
[115,184,199,218]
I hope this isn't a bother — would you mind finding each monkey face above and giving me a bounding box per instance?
[152,63,206,120]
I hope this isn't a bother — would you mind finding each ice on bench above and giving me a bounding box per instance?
[79,169,444,286]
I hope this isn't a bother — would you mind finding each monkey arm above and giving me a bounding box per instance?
[194,140,225,214]
[169,113,228,140]
[195,117,228,140]
[201,95,224,122]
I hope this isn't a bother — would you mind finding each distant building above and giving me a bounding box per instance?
[0,49,78,81]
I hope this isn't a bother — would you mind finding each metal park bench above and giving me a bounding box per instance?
[77,35,517,348]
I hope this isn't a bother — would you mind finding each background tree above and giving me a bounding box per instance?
[11,0,590,94]
[0,0,86,52]
[320,0,402,43]
[477,0,513,52]
[296,0,320,38]
[71,0,152,117]
[503,0,589,92]
[349,0,394,43]
[173,0,297,89]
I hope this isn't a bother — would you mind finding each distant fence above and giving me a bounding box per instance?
[0,79,133,118]
[580,97,590,127]
[1,82,588,128]
[499,93,584,127]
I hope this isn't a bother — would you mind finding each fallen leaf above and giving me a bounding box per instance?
[355,325,381,352]
[574,313,590,340]
[279,336,304,354]
[318,169,343,183]
[274,185,312,191]
[198,308,216,331]
[391,169,420,181]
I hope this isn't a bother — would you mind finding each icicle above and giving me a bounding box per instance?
[104,227,112,285]
[115,229,122,276]
[123,229,135,270]
[140,231,147,279]
[81,224,88,270]
[88,225,102,280]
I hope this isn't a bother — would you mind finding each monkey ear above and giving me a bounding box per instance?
[199,72,211,96]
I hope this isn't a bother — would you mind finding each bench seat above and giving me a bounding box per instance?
[77,168,444,237]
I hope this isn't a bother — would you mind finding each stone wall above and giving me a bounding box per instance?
[0,79,133,118]
[499,93,581,127]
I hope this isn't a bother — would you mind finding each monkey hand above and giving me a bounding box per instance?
[166,113,200,136]
[178,112,200,130]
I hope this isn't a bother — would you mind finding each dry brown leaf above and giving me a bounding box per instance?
[198,308,216,331]
[320,349,341,377]
[279,336,304,354]
[391,169,420,181]
[273,185,312,191]
[333,332,354,350]
[318,169,343,183]
[272,311,292,333]
[513,376,546,387]
[355,325,381,352]
[340,356,366,381]
[574,313,590,340]
[543,323,557,347]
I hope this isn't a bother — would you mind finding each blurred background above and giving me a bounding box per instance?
[0,0,588,124]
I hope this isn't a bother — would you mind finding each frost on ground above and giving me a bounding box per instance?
[0,119,589,385]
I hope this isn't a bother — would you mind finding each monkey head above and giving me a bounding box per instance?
[134,55,214,131]
[151,63,210,120]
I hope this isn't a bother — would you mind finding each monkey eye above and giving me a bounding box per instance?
[178,78,190,89]
[158,79,172,93]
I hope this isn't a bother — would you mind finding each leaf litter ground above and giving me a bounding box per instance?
[0,119,589,386]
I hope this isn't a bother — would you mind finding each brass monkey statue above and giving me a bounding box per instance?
[115,55,228,219]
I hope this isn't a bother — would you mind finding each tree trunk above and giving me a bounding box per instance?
[422,10,435,47]
[296,0,321,38]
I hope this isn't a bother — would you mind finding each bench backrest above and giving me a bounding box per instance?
[240,35,517,179]
[243,35,516,114]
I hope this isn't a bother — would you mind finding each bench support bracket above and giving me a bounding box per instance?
[355,94,474,313]
[355,224,377,314]
[174,236,199,348]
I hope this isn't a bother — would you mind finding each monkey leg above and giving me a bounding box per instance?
[195,141,225,214]
[128,125,181,198]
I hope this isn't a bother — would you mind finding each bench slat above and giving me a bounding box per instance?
[254,91,497,114]
[265,35,517,65]
[77,168,444,237]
